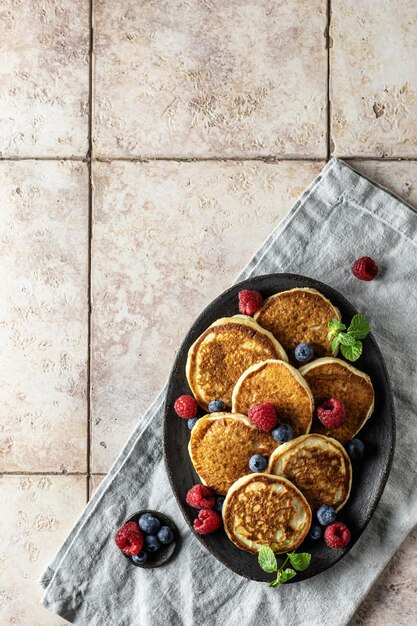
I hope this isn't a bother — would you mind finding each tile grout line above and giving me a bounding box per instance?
[0,472,94,476]
[326,0,332,159]
[2,155,417,163]
[0,156,88,161]
[86,0,94,502]
[94,156,417,163]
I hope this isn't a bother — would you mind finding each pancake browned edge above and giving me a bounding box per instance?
[186,315,288,410]
[223,473,312,555]
[254,288,341,364]
[232,359,314,437]
[299,357,375,443]
[188,413,278,495]
[268,434,352,512]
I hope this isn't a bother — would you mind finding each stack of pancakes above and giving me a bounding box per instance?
[185,288,374,555]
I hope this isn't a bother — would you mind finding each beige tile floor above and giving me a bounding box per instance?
[1,1,416,624]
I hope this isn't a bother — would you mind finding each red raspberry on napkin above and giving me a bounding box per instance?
[352,256,378,281]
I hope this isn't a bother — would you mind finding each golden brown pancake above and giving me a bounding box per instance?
[268,434,352,512]
[254,288,341,364]
[231,359,314,437]
[188,413,278,495]
[299,357,375,443]
[223,473,312,554]
[186,315,287,410]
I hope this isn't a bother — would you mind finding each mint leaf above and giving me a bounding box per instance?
[328,319,346,332]
[269,579,280,588]
[348,313,370,340]
[338,333,357,347]
[287,552,311,572]
[331,336,340,355]
[276,568,297,583]
[341,340,362,361]
[258,546,277,573]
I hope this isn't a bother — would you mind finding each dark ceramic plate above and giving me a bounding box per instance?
[122,510,179,568]
[163,274,395,582]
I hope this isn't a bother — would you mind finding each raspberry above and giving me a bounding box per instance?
[174,395,198,419]
[352,256,378,281]
[317,398,346,429]
[186,484,216,509]
[193,509,222,535]
[238,290,263,316]
[115,521,144,555]
[248,402,277,431]
[324,521,351,549]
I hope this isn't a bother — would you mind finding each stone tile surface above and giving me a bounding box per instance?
[350,527,417,626]
[331,0,417,157]
[0,475,86,625]
[91,160,323,471]
[94,0,327,158]
[0,0,89,157]
[0,161,88,472]
[348,160,417,209]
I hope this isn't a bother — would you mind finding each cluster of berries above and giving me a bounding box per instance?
[246,402,294,473]
[309,504,351,549]
[115,513,174,566]
[174,395,228,429]
[186,485,224,535]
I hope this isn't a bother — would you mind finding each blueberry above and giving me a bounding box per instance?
[208,400,227,413]
[138,513,161,534]
[157,526,174,545]
[131,550,148,565]
[145,534,161,552]
[249,454,267,472]
[271,423,293,443]
[317,504,337,526]
[187,417,198,430]
[345,438,365,461]
[214,496,225,512]
[309,524,323,540]
[294,343,314,363]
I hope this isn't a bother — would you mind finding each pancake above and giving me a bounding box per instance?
[268,434,352,512]
[254,288,341,363]
[231,359,314,437]
[188,413,278,495]
[223,473,312,555]
[186,315,288,410]
[299,357,375,443]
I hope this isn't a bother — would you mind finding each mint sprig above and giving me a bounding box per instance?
[258,547,311,587]
[328,313,370,362]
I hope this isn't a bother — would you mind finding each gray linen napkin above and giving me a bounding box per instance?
[41,158,417,626]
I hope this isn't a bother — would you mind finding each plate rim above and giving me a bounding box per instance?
[163,272,396,582]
